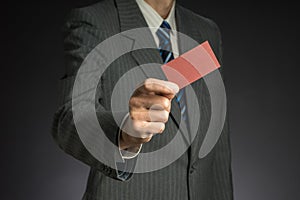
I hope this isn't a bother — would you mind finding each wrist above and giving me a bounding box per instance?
[120,131,141,152]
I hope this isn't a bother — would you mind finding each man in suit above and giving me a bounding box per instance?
[52,0,233,199]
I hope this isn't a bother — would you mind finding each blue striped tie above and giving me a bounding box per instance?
[156,21,188,123]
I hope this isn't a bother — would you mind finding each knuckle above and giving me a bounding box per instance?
[129,111,138,120]
[129,97,136,106]
[129,97,141,107]
[143,83,151,91]
[144,78,155,90]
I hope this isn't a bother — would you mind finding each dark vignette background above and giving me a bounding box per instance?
[1,1,299,199]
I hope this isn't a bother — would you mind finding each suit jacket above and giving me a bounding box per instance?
[52,0,233,199]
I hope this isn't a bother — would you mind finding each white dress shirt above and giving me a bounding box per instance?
[119,0,179,159]
[136,0,179,58]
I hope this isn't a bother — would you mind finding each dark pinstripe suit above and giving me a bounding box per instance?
[51,0,233,199]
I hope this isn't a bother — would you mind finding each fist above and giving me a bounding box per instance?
[120,78,179,150]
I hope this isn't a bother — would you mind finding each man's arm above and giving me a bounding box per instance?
[52,7,178,181]
[52,8,130,181]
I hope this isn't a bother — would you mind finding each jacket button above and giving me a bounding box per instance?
[189,163,198,174]
[189,168,195,174]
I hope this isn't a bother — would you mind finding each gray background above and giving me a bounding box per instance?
[2,0,299,199]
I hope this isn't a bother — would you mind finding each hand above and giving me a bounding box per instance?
[120,78,179,151]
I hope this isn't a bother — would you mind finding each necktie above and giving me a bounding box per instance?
[156,21,188,123]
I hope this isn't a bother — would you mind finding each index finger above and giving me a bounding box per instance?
[141,78,179,99]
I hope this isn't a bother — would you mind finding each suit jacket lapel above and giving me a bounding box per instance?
[115,0,182,128]
[176,5,211,164]
[115,0,163,66]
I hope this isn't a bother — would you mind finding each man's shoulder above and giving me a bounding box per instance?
[80,0,116,14]
[177,5,220,32]
[176,5,222,61]
[65,0,118,29]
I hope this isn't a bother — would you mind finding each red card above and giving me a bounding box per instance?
[161,41,220,89]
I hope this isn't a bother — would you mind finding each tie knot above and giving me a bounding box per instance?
[161,21,171,30]
[156,20,172,40]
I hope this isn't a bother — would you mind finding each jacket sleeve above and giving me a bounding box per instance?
[51,8,135,181]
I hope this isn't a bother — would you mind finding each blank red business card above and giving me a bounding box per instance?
[161,41,220,89]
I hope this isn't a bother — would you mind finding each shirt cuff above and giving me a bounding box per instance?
[118,113,142,159]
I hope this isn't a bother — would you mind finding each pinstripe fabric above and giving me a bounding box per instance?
[51,0,233,199]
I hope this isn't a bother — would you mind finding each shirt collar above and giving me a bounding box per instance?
[136,0,177,31]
